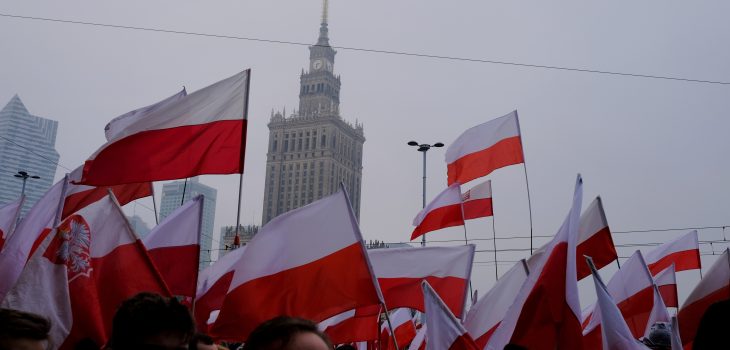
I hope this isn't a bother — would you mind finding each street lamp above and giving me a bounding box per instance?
[407,141,444,247]
[13,171,40,198]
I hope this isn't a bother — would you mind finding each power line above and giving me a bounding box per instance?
[0,134,73,172]
[1,13,729,86]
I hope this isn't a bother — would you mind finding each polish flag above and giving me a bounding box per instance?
[464,260,529,349]
[368,245,475,317]
[445,111,523,186]
[576,196,617,280]
[582,251,656,348]
[461,180,493,220]
[1,193,170,349]
[677,248,730,349]
[319,306,380,344]
[79,70,250,186]
[643,284,671,339]
[422,281,479,350]
[209,189,382,341]
[104,88,187,141]
[0,196,24,252]
[194,246,246,332]
[381,309,417,349]
[143,194,203,301]
[63,166,152,220]
[0,176,68,301]
[411,184,465,240]
[408,325,427,350]
[588,259,650,350]
[645,230,701,275]
[487,175,584,350]
[655,265,679,308]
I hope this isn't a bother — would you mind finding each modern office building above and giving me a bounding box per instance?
[159,177,217,270]
[0,95,60,215]
[262,2,365,225]
[218,224,259,259]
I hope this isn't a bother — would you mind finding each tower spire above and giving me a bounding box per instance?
[322,0,329,25]
[317,0,330,46]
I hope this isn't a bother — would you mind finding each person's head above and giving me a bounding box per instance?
[243,316,332,350]
[335,346,356,350]
[641,322,671,350]
[190,333,216,350]
[0,308,51,350]
[108,292,195,350]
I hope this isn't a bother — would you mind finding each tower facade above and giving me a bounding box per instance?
[262,3,364,225]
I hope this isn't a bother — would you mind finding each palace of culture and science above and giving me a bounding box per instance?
[262,1,364,225]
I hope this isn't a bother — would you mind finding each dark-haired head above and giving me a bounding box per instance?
[243,316,332,350]
[0,308,51,350]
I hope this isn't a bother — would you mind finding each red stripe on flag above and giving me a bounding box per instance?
[473,323,498,350]
[147,245,199,299]
[658,284,679,308]
[411,204,464,240]
[378,276,467,317]
[194,271,234,331]
[462,198,493,220]
[447,136,523,186]
[63,183,152,219]
[82,119,245,186]
[582,286,654,349]
[325,313,380,344]
[448,333,480,350]
[576,227,618,280]
[211,243,380,342]
[648,249,701,275]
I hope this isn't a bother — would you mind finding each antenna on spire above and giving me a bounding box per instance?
[322,0,329,24]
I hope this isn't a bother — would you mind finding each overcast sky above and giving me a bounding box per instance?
[1,0,729,307]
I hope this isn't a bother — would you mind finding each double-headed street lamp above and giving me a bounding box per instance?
[407,141,444,247]
[14,170,40,198]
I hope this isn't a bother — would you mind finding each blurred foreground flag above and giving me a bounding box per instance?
[1,193,170,350]
[210,189,382,341]
[461,180,493,220]
[79,70,250,186]
[0,196,23,251]
[445,110,524,186]
[576,196,617,280]
[411,184,464,240]
[645,230,700,275]
[194,246,246,332]
[422,281,479,350]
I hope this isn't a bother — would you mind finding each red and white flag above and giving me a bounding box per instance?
[369,245,475,317]
[445,111,524,186]
[380,308,417,350]
[461,180,493,220]
[576,196,617,280]
[588,259,650,350]
[0,196,24,252]
[487,175,584,350]
[678,248,730,349]
[143,194,203,301]
[0,176,67,301]
[464,260,529,349]
[645,230,701,275]
[1,193,170,349]
[194,246,246,331]
[644,284,671,339]
[422,281,479,350]
[79,70,250,186]
[320,306,380,345]
[409,325,427,350]
[64,166,152,220]
[104,88,187,141]
[210,189,382,341]
[411,184,465,240]
[655,265,679,308]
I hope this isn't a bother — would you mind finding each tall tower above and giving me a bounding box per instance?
[262,1,365,225]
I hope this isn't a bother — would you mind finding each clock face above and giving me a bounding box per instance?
[313,59,323,70]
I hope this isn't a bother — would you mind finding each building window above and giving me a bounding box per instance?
[272,140,278,152]
[321,134,326,147]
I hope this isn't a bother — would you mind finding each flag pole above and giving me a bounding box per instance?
[381,304,401,350]
[235,69,252,240]
[457,192,474,300]
[515,112,534,254]
[180,178,188,206]
[150,182,159,225]
[491,191,499,281]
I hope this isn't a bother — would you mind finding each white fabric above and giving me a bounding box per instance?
[445,110,520,163]
[318,309,356,331]
[143,195,202,249]
[105,88,187,141]
[0,196,23,241]
[463,180,492,202]
[488,175,583,350]
[464,260,528,345]
[681,249,730,307]
[389,308,414,331]
[645,230,699,265]
[409,325,427,350]
[655,265,677,288]
[644,285,671,338]
[412,184,462,226]
[368,245,475,279]
[79,195,139,258]
[423,281,469,350]
[196,246,246,299]
[578,196,609,244]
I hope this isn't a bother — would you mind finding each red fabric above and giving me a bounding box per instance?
[658,284,679,308]
[392,320,417,348]
[147,244,199,299]
[581,286,654,349]
[448,333,480,350]
[447,136,523,186]
[210,243,380,342]
[194,271,234,331]
[324,307,380,344]
[648,249,701,275]
[27,228,52,261]
[81,119,246,186]
[576,227,617,280]
[473,323,498,349]
[0,232,5,252]
[678,285,730,348]
[63,182,152,219]
[462,197,493,220]
[410,204,464,240]
[378,276,468,317]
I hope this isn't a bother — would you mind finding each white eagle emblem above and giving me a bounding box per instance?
[56,215,92,282]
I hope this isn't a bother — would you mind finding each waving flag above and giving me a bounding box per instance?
[654,265,679,308]
[64,166,151,219]
[461,180,493,220]
[422,281,479,350]
[409,325,427,350]
[678,248,730,349]
[369,245,474,317]
[210,189,382,341]
[411,184,464,240]
[381,308,417,349]
[0,196,24,251]
[320,306,380,345]
[79,70,250,186]
[1,193,170,349]
[645,230,701,275]
[445,111,524,186]
[143,195,203,301]
[576,196,617,279]
[194,246,246,331]
[104,88,187,141]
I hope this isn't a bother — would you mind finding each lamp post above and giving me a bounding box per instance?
[407,141,444,247]
[13,171,40,198]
